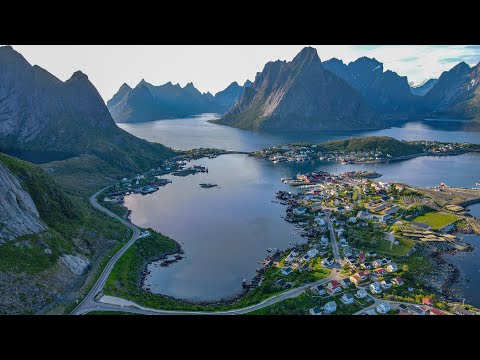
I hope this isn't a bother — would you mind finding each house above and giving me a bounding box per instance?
[355,288,368,299]
[392,277,404,286]
[341,293,354,305]
[366,251,377,258]
[293,206,308,215]
[350,274,363,285]
[285,251,298,262]
[365,309,377,315]
[301,254,312,263]
[422,298,435,307]
[373,259,383,268]
[374,268,387,277]
[298,263,310,272]
[345,256,356,265]
[358,252,366,263]
[376,302,391,314]
[326,286,341,295]
[322,257,334,267]
[358,270,370,279]
[348,217,357,223]
[398,304,409,312]
[327,280,340,290]
[408,305,426,315]
[309,306,323,315]
[311,285,326,296]
[320,237,329,245]
[361,262,372,269]
[324,301,337,314]
[339,237,347,245]
[307,249,318,258]
[380,279,392,289]
[386,263,398,273]
[369,282,382,294]
[274,279,287,287]
[315,217,326,226]
[282,267,294,276]
[343,246,353,257]
[340,278,351,288]
[383,257,392,264]
[428,308,448,315]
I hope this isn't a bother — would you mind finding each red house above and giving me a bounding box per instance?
[422,298,435,306]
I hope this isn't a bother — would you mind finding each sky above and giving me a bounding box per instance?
[9,45,480,102]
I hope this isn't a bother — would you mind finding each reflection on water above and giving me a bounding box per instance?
[118,114,480,152]
[125,155,305,302]
[125,153,480,301]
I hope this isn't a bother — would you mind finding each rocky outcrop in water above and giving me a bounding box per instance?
[0,160,47,242]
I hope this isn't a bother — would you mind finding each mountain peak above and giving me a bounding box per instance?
[69,70,89,82]
[451,61,471,74]
[0,45,31,67]
[120,82,132,91]
[292,46,321,64]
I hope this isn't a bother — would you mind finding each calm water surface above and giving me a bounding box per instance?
[118,114,480,152]
[120,114,480,302]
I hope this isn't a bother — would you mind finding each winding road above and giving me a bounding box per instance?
[71,186,342,315]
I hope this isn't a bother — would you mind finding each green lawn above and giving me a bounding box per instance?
[413,211,459,229]
[374,236,415,256]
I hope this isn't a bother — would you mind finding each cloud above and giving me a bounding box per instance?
[400,56,419,62]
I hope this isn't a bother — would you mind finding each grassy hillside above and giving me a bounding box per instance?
[318,136,424,157]
[0,153,132,314]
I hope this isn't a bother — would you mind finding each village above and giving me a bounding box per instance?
[254,140,480,165]
[248,169,480,315]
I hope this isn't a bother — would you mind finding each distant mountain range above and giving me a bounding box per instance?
[0,45,174,175]
[107,79,252,123]
[212,48,480,130]
[410,79,438,96]
[212,47,383,131]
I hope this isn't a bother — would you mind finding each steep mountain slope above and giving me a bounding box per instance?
[0,153,132,314]
[424,62,480,119]
[0,159,47,242]
[107,79,249,123]
[213,47,382,131]
[323,57,422,117]
[0,46,175,176]
[410,79,437,96]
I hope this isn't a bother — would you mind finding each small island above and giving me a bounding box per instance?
[199,183,218,189]
[254,136,480,165]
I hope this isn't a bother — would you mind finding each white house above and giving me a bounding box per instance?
[381,279,392,289]
[324,301,337,314]
[322,258,334,267]
[386,263,398,273]
[293,207,308,215]
[356,288,368,299]
[320,237,329,245]
[348,217,357,223]
[369,282,382,295]
[373,259,383,268]
[307,249,318,258]
[341,293,354,305]
[376,302,391,314]
[315,217,326,226]
[285,251,297,262]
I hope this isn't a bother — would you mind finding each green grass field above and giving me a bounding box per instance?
[413,211,459,229]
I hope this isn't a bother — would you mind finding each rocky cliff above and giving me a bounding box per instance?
[213,47,382,131]
[0,160,47,242]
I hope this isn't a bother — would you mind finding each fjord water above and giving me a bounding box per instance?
[125,155,306,302]
[120,114,480,303]
[118,113,480,151]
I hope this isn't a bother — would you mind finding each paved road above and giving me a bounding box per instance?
[71,187,142,315]
[326,214,342,267]
[75,271,341,315]
[71,186,344,315]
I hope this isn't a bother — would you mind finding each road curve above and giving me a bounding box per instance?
[71,187,141,315]
[72,187,341,316]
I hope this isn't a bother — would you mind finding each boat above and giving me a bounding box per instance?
[476,183,480,186]
[267,248,273,252]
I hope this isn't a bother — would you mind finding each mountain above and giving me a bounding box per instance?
[0,158,47,242]
[212,47,382,131]
[0,46,174,177]
[108,80,249,123]
[323,57,421,117]
[424,62,480,119]
[213,81,244,108]
[410,79,437,96]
